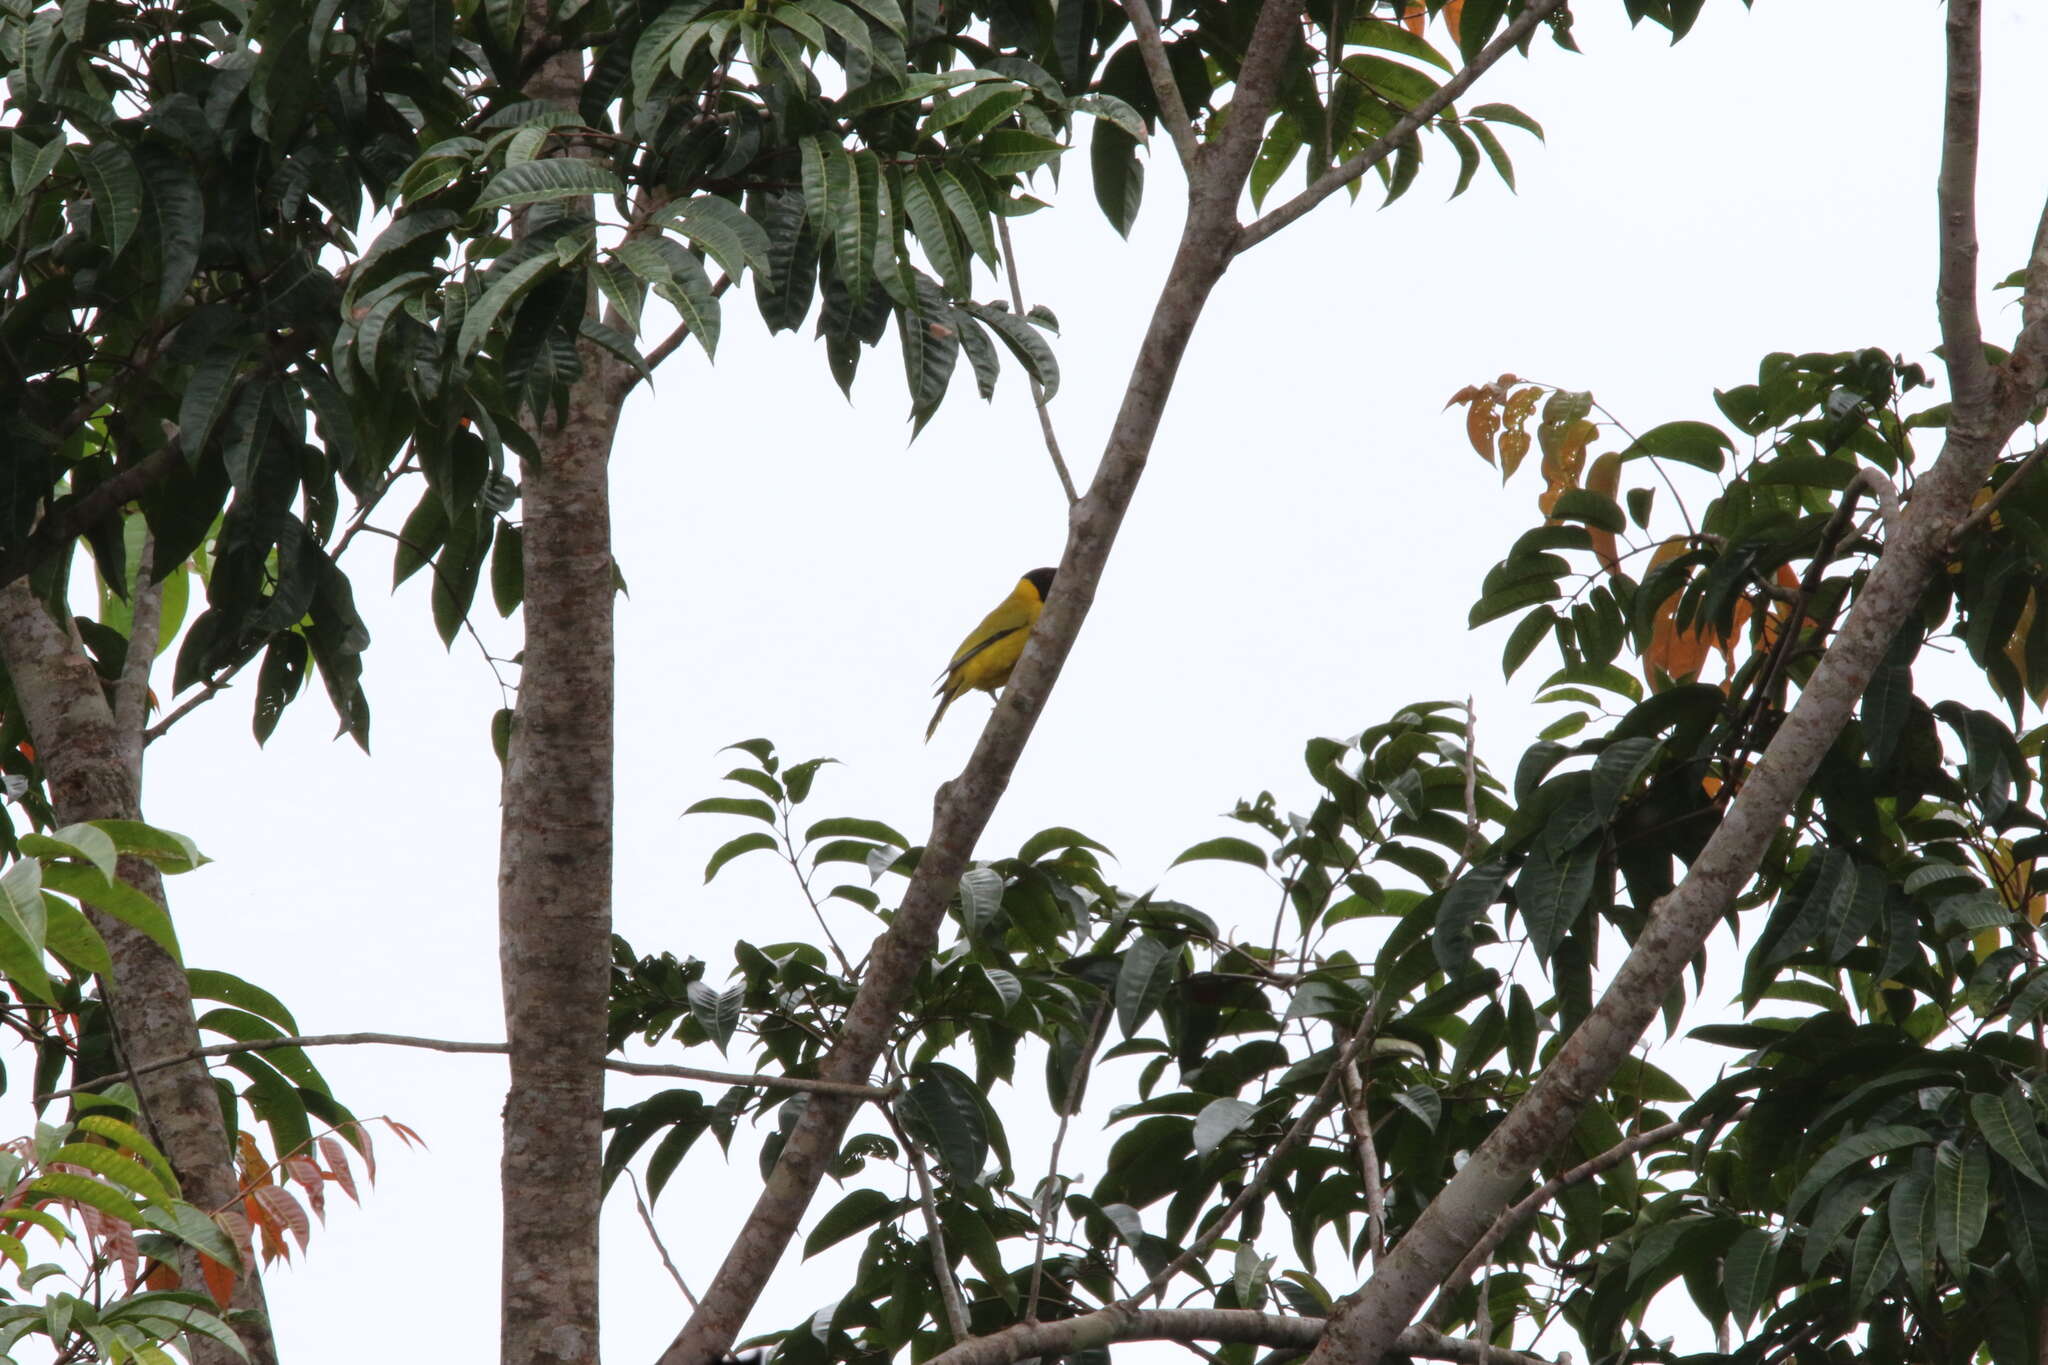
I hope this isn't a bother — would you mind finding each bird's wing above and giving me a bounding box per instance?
[933,623,1024,689]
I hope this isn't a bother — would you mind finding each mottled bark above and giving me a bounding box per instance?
[0,579,276,1365]
[497,12,625,1359]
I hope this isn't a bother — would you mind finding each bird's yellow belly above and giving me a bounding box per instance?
[956,632,1027,695]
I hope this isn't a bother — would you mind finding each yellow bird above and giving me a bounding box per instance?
[926,568,1057,741]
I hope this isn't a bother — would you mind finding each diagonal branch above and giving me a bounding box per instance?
[1236,0,1565,254]
[1422,1104,1750,1329]
[1299,11,2037,1365]
[1120,0,1201,170]
[656,10,1308,1362]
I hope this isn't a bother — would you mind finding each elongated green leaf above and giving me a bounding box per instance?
[1933,1139,1990,1270]
[1191,1097,1253,1158]
[958,302,1057,399]
[77,139,142,258]
[971,129,1064,177]
[1723,1226,1777,1331]
[686,979,742,1054]
[1788,1125,1931,1214]
[455,251,558,358]
[474,158,624,210]
[1169,837,1267,871]
[934,168,997,266]
[665,195,773,279]
[1973,1088,2048,1188]
[704,832,777,882]
[904,167,967,295]
[804,1188,902,1258]
[1888,1164,1936,1297]
[1115,934,1176,1038]
[958,866,1003,935]
[899,1063,988,1180]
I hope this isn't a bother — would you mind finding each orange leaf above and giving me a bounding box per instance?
[236,1130,269,1186]
[319,1135,361,1205]
[1586,451,1623,575]
[199,1253,236,1309]
[385,1119,426,1149]
[1466,391,1499,465]
[1500,386,1543,482]
[143,1262,180,1292]
[1402,0,1424,36]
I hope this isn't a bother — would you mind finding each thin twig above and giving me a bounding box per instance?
[628,1169,701,1309]
[996,216,1079,505]
[1026,999,1110,1321]
[1119,0,1200,169]
[623,274,733,396]
[888,1101,971,1341]
[33,1031,898,1105]
[1237,0,1565,254]
[1337,1037,1386,1262]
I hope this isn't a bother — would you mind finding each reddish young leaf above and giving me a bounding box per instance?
[143,1261,180,1292]
[385,1119,426,1150]
[1586,450,1623,574]
[250,1183,310,1253]
[216,1206,254,1266]
[236,1131,270,1186]
[285,1154,326,1222]
[346,1121,377,1182]
[319,1135,361,1205]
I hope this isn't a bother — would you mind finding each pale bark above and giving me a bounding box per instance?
[0,579,277,1365]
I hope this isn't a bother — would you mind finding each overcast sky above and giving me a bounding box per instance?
[11,1,2047,1360]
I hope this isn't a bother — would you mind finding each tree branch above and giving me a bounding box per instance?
[31,1031,896,1105]
[1936,0,1991,417]
[1423,1104,1750,1328]
[656,8,1308,1357]
[1119,0,1201,170]
[1299,18,2036,1365]
[1235,0,1565,254]
[919,1307,1559,1365]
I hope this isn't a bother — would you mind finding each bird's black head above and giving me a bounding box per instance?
[1024,567,1056,601]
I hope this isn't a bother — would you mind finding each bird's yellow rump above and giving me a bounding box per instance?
[927,568,1056,741]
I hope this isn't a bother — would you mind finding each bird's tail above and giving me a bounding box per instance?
[925,684,958,743]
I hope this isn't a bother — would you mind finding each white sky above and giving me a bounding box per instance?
[11,0,2047,1359]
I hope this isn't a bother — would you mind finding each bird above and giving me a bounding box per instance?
[927,568,1056,741]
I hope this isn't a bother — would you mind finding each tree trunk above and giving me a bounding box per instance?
[0,579,277,1365]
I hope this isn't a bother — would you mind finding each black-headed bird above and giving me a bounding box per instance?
[927,568,1056,741]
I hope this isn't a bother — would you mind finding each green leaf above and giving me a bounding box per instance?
[1972,1088,2048,1189]
[1115,934,1177,1038]
[971,129,1065,177]
[23,823,118,882]
[1619,420,1732,473]
[456,251,559,358]
[25,1172,139,1227]
[704,832,777,882]
[1548,488,1625,532]
[958,866,1003,935]
[805,1188,903,1258]
[1790,1125,1932,1216]
[686,979,743,1054]
[899,1063,988,1180]
[1192,1097,1253,1158]
[474,158,624,210]
[957,303,1058,399]
[1515,839,1595,963]
[806,816,910,846]
[77,139,143,258]
[1933,1139,1990,1270]
[1169,837,1267,872]
[1470,102,1544,139]
[1722,1226,1777,1331]
[665,195,773,279]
